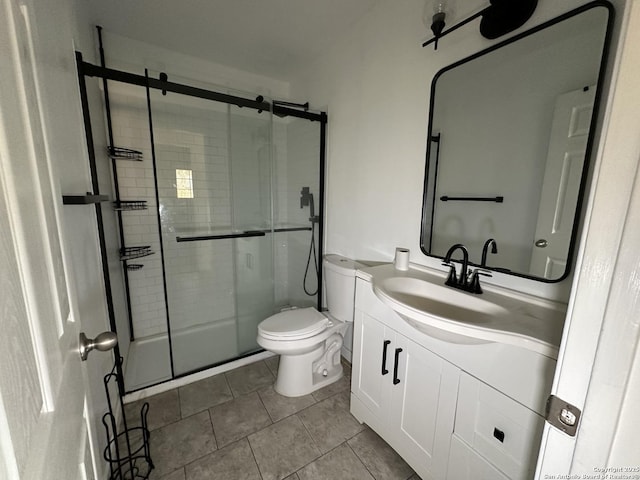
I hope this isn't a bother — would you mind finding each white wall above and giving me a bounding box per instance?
[291,0,622,301]
[100,31,290,102]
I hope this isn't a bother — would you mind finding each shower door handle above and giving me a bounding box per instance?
[176,231,266,242]
[381,340,391,375]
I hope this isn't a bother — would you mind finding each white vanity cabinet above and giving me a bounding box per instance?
[350,274,556,480]
[351,310,460,479]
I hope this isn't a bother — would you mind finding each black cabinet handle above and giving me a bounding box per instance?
[393,348,403,385]
[493,427,505,443]
[381,340,391,375]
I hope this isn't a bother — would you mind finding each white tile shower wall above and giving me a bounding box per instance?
[229,113,271,230]
[108,88,321,343]
[152,100,237,335]
[109,90,238,340]
[110,91,168,339]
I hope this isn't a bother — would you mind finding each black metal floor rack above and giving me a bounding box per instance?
[102,358,154,479]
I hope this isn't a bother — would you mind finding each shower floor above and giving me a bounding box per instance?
[125,334,172,391]
[123,318,263,391]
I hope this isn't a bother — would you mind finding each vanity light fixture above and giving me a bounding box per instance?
[428,1,448,50]
[423,0,538,49]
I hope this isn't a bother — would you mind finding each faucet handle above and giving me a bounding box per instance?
[471,268,492,277]
[468,268,492,294]
[442,262,458,287]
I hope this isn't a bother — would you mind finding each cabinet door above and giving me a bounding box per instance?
[352,310,394,418]
[392,335,460,480]
[455,372,545,479]
[447,435,510,480]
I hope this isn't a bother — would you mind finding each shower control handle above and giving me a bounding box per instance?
[300,186,310,208]
[381,340,391,375]
[300,186,315,220]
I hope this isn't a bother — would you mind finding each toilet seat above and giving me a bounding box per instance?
[258,307,331,341]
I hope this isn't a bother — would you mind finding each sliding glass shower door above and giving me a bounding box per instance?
[229,105,276,355]
[150,90,274,376]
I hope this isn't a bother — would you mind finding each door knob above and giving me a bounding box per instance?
[535,239,548,248]
[79,331,117,361]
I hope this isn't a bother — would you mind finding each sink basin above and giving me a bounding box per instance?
[373,276,510,345]
[369,268,564,357]
[376,277,509,324]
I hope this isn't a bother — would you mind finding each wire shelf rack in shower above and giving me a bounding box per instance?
[108,146,143,161]
[120,246,154,261]
[114,200,148,211]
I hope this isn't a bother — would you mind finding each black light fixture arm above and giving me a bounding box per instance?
[422,0,538,49]
[423,8,487,48]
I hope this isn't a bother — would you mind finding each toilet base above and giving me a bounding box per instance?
[274,343,345,397]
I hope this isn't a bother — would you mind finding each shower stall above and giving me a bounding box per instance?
[77,51,326,392]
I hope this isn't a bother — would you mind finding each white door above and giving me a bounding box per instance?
[1,0,110,478]
[530,86,595,279]
[536,2,640,474]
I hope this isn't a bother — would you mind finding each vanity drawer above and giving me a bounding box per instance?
[447,435,509,480]
[454,372,545,480]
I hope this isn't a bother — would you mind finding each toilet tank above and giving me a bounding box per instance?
[323,254,362,323]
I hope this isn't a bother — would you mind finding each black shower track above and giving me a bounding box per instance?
[76,56,325,123]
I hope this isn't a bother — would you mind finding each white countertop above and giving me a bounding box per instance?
[356,263,567,359]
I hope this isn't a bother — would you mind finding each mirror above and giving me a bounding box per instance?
[420,2,613,282]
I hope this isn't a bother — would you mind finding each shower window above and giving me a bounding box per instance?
[175,169,194,198]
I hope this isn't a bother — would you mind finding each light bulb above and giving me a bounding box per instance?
[433,1,447,15]
[430,0,447,40]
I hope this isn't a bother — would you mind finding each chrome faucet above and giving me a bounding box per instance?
[443,243,491,294]
[481,238,498,267]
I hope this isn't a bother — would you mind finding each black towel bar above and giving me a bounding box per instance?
[440,195,504,203]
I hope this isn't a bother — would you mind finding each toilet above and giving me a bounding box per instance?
[257,254,361,397]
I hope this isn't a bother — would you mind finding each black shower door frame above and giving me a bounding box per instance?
[75,51,327,390]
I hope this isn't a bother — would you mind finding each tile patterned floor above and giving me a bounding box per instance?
[125,357,422,480]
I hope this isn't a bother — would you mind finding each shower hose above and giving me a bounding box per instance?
[303,221,319,296]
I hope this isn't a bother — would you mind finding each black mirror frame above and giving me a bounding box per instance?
[419,0,615,283]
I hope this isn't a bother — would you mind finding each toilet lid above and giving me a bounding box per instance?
[259,307,330,341]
